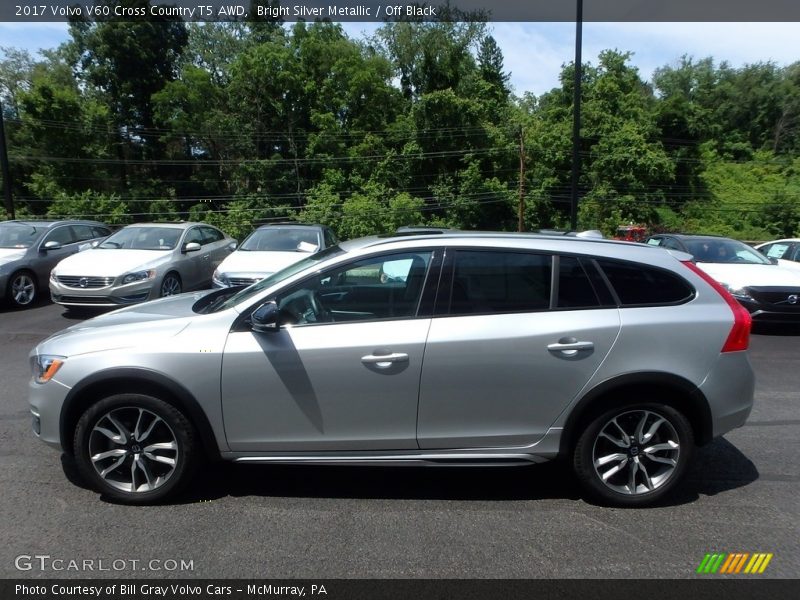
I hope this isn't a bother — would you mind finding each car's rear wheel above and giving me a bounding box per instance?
[7,270,37,307]
[160,272,181,297]
[73,394,198,504]
[573,403,693,507]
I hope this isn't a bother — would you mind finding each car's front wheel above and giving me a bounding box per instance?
[573,403,693,507]
[7,270,37,307]
[160,273,182,297]
[73,394,198,504]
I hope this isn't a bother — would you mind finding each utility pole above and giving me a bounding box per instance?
[570,0,583,230]
[0,100,14,220]
[518,125,525,232]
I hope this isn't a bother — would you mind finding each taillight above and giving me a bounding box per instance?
[681,261,751,352]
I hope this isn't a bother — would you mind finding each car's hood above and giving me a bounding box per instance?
[0,248,26,264]
[35,292,211,357]
[777,259,800,273]
[217,250,305,276]
[53,248,170,276]
[696,262,800,288]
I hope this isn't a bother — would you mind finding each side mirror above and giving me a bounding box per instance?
[183,241,202,253]
[769,257,779,265]
[228,241,238,251]
[91,240,101,248]
[250,300,279,333]
[42,240,62,251]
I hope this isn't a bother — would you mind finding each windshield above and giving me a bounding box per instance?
[0,224,44,248]
[99,227,182,250]
[203,245,345,313]
[239,228,321,252]
[685,239,771,265]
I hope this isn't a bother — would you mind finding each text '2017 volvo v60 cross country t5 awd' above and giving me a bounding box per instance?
[28,232,754,507]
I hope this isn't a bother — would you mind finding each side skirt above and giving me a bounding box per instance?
[229,453,551,467]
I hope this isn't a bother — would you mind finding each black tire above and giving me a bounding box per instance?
[573,403,693,507]
[6,270,38,308]
[73,394,198,504]
[159,272,182,297]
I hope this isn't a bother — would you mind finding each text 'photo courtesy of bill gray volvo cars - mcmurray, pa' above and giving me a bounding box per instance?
[27,231,755,507]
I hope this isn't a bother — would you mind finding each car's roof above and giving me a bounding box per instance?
[648,233,746,245]
[2,219,105,228]
[756,238,800,245]
[342,231,663,253]
[122,222,200,229]
[254,223,324,230]
[652,233,741,243]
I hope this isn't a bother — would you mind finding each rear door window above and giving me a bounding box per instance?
[556,256,601,308]
[446,250,552,316]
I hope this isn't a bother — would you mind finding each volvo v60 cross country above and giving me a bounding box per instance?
[28,232,754,506]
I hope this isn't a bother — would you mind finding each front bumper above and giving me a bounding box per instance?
[736,297,800,323]
[28,376,70,451]
[50,278,156,307]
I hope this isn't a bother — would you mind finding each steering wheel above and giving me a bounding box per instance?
[308,291,330,323]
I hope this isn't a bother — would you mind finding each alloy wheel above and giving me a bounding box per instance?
[88,407,179,493]
[11,273,36,306]
[160,275,181,297]
[591,409,681,496]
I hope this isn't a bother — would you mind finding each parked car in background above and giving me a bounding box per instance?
[50,222,235,308]
[647,233,800,322]
[30,231,753,507]
[755,239,800,272]
[212,223,337,288]
[0,220,111,308]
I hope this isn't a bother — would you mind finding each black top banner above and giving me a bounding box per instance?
[4,0,800,23]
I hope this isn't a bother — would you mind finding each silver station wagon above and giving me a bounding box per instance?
[28,232,755,506]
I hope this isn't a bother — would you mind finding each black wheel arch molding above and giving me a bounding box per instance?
[59,367,223,461]
[557,371,714,458]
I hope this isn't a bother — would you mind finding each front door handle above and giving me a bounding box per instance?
[547,338,594,356]
[361,352,409,368]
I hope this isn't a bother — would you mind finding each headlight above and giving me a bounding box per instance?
[212,269,229,286]
[50,270,57,282]
[30,354,66,384]
[121,269,156,285]
[722,284,752,299]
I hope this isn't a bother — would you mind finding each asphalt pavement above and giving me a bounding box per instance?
[0,301,797,579]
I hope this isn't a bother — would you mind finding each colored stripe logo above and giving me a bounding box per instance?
[696,553,773,574]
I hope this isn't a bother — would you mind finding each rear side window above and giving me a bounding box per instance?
[596,259,694,306]
[201,226,224,244]
[557,256,601,308]
[448,250,551,315]
[71,225,98,242]
[323,229,338,248]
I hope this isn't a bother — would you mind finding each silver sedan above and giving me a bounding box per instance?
[49,222,235,307]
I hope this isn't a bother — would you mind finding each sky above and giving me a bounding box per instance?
[1,21,799,97]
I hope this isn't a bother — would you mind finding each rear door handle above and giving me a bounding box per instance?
[361,352,409,367]
[547,339,594,356]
